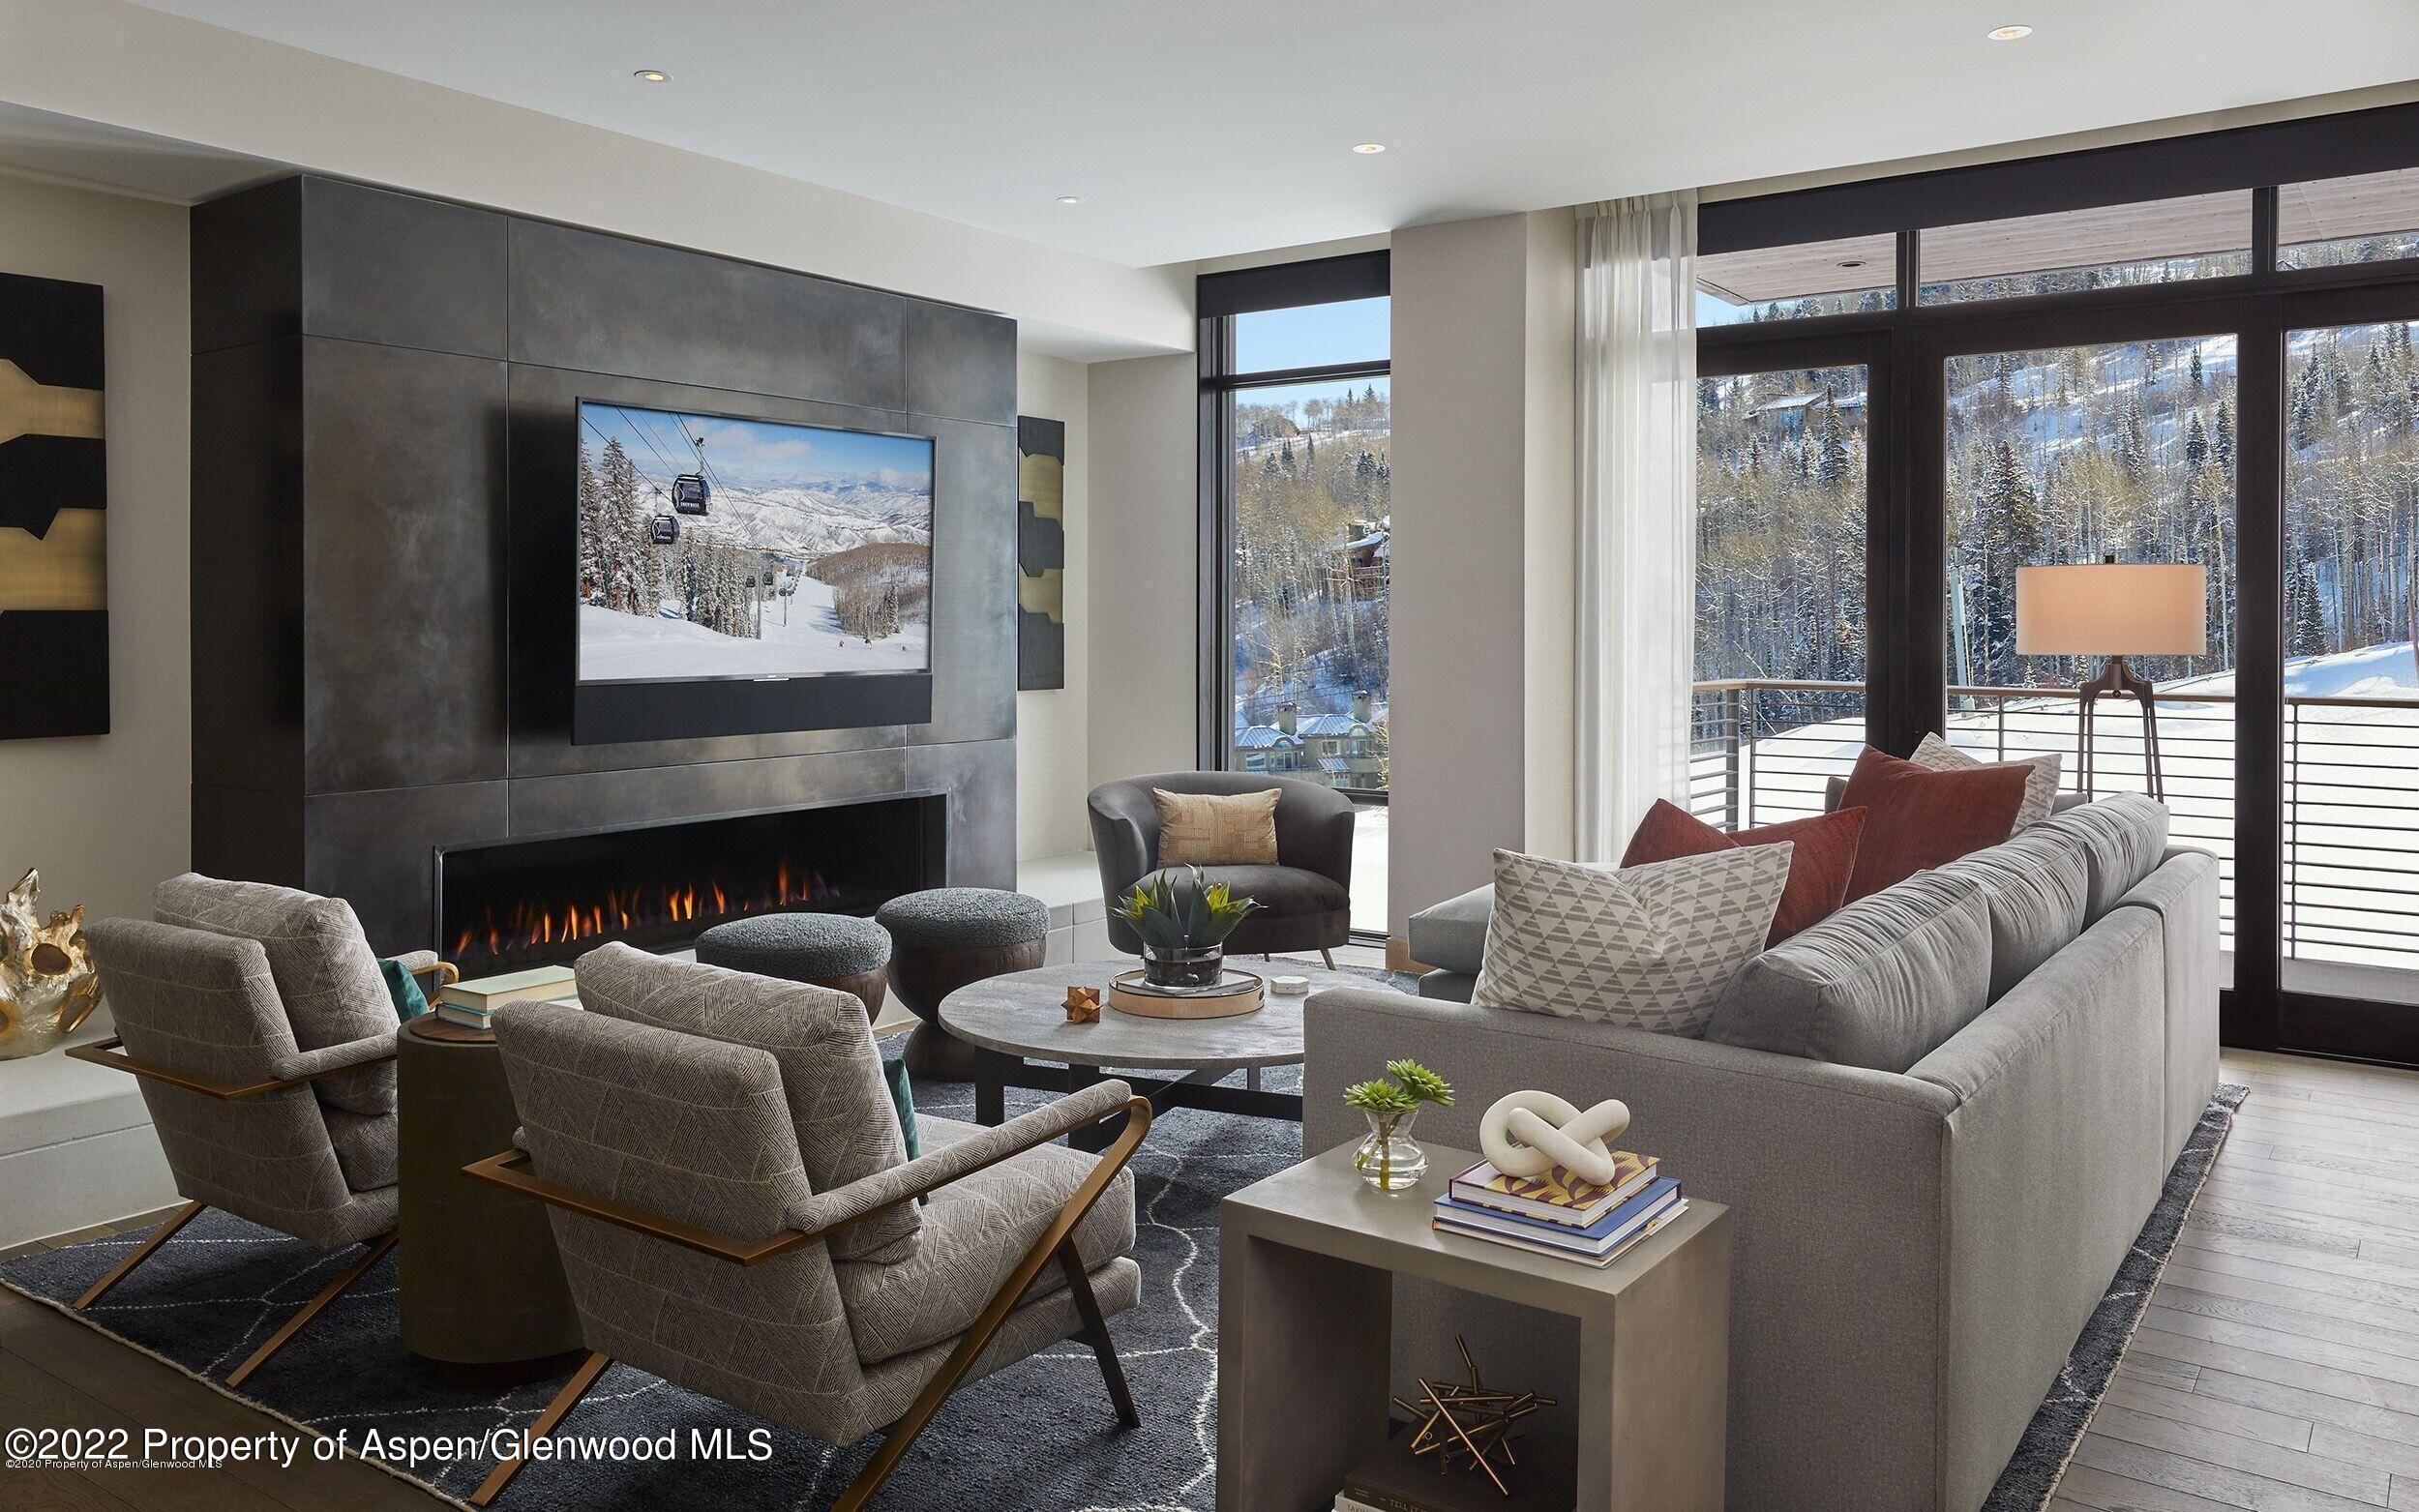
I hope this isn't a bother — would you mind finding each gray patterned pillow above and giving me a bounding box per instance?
[155,874,398,1117]
[1910,733,2063,829]
[1474,845,1789,1035]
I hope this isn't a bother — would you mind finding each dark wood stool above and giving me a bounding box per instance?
[877,888,1053,1081]
[397,1015,583,1381]
[889,939,1046,1079]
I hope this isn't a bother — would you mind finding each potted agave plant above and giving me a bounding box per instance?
[1115,865,1261,990]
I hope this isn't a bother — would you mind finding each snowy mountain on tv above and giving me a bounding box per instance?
[573,401,936,684]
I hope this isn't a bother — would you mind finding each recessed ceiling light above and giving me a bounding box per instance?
[1986,24,2032,41]
[1056,195,1084,205]
[633,68,671,82]
[1352,142,1387,155]
[1837,259,1867,269]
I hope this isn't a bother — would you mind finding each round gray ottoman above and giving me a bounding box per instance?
[695,911,892,1019]
[876,888,1050,1080]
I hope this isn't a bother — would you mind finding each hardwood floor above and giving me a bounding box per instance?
[7,1043,2412,1509]
[2058,1050,2419,1512]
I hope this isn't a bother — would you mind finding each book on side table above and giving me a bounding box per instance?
[435,964,577,1029]
[1433,1152,1685,1268]
[1333,1430,1577,1512]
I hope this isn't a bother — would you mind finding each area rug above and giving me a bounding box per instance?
[1982,1082,2249,1512]
[3,1050,2246,1512]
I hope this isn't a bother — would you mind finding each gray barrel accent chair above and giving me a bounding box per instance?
[1089,772,1356,964]
[469,944,1147,1511]
[1310,796,2221,1512]
[72,875,445,1386]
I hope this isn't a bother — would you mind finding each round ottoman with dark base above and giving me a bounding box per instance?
[695,911,892,1018]
[877,888,1049,1080]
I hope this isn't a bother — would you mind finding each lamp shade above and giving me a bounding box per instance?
[2016,562,2207,657]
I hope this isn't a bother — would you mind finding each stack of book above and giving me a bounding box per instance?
[1431,1149,1684,1268]
[435,964,578,1030]
[1333,1432,1574,1511]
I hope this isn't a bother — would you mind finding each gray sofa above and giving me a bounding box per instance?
[1304,794,2220,1512]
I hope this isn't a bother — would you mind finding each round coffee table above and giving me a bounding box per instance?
[938,960,1387,1150]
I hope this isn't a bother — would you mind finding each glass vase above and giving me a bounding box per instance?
[1354,1106,1427,1191]
[1140,942,1224,991]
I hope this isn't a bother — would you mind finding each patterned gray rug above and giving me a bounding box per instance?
[0,1044,2246,1512]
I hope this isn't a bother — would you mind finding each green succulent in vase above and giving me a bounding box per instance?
[1345,1058,1454,1191]
[1116,865,1261,988]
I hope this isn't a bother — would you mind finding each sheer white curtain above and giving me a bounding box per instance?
[1574,192,1700,862]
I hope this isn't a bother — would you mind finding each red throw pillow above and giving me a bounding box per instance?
[1837,746,2030,901]
[1621,798,1867,946]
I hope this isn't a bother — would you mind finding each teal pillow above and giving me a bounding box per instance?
[882,1054,920,1159]
[378,958,432,1022]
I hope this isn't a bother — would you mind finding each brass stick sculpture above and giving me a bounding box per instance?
[1389,1334,1556,1496]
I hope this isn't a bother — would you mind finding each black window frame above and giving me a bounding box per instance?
[1700,101,2419,1064]
[1195,251,1391,792]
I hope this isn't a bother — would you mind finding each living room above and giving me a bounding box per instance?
[4,4,2419,1509]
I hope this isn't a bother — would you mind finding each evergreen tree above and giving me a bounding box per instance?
[1814,395,1852,489]
[2286,559,2330,655]
[2185,412,2209,474]
[1972,439,2046,685]
[2214,404,2237,473]
[2190,345,2205,393]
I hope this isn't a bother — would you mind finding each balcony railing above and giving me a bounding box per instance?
[1690,678,2419,989]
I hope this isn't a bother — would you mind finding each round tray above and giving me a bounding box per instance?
[1108,967,1266,1020]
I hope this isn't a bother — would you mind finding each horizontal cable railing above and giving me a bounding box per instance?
[1690,678,2419,976]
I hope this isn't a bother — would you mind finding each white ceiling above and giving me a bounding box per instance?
[121,0,2419,268]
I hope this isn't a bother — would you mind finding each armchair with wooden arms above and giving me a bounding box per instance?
[72,878,439,1386]
[469,946,1148,1510]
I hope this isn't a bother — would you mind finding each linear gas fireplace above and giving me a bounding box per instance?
[434,794,945,977]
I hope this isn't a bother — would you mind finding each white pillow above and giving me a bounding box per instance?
[1911,733,2063,829]
[1474,845,1789,1035]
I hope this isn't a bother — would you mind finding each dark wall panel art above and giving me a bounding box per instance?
[0,271,107,739]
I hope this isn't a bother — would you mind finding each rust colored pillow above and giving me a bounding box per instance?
[1620,799,1868,946]
[1837,746,2030,901]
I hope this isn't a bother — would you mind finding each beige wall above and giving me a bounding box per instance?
[1013,350,1092,859]
[1388,211,1579,935]
[1085,353,1199,791]
[0,172,189,924]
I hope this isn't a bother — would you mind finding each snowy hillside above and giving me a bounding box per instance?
[579,569,930,682]
[698,482,931,560]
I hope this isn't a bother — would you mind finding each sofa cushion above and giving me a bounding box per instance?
[2031,792,2170,923]
[1837,748,2030,901]
[834,1114,1136,1365]
[1621,799,1866,945]
[1703,870,1993,1073]
[1475,845,1787,1035]
[1910,733,2064,829]
[1408,883,1495,977]
[1936,826,2091,1001]
[572,941,917,1262]
[154,874,399,1118]
[1151,786,1281,866]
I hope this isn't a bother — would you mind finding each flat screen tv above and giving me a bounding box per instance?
[570,399,938,743]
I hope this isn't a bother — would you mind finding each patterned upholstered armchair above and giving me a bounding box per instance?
[468,944,1147,1511]
[72,875,445,1385]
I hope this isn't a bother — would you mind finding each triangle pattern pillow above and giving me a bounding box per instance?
[1910,732,2062,829]
[1474,845,1789,1035]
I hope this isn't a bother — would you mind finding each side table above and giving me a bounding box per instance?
[1218,1141,1731,1512]
[397,1015,583,1380]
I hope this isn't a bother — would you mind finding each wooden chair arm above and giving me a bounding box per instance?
[64,1036,399,1102]
[463,1095,1153,1267]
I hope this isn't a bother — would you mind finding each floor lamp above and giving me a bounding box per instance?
[2015,558,2208,800]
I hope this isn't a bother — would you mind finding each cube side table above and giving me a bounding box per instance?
[1217,1141,1731,1512]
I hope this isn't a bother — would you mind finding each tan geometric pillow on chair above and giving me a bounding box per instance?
[1152,788,1281,866]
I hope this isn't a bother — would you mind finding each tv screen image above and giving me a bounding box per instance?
[575,400,935,684]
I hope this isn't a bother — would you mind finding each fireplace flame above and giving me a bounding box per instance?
[451,866,839,964]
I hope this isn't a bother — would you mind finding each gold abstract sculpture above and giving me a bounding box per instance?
[1392,1335,1558,1497]
[1063,985,1101,1023]
[0,869,99,1059]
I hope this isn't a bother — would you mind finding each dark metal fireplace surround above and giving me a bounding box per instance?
[435,793,945,978]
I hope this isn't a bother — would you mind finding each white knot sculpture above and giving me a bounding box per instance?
[1477,1091,1631,1186]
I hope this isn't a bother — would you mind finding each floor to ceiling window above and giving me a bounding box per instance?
[1694,102,2419,1059]
[1199,253,1390,934]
